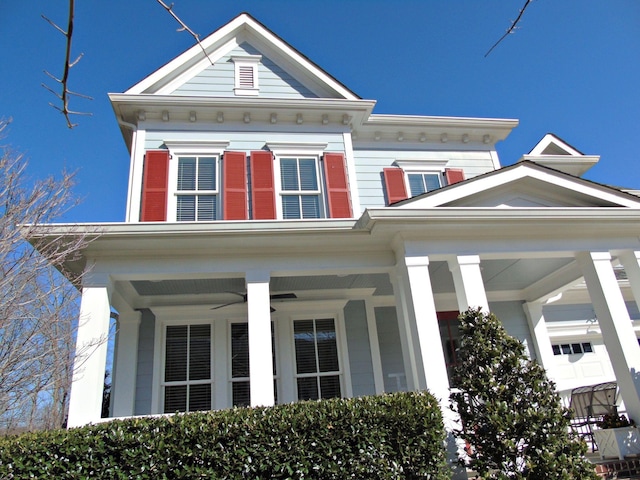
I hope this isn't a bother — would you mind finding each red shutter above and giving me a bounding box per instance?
[323,153,352,218]
[383,167,408,205]
[445,168,465,185]
[222,151,248,220]
[140,150,170,221]
[250,151,276,220]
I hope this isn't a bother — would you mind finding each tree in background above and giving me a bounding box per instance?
[0,119,92,432]
[450,308,598,479]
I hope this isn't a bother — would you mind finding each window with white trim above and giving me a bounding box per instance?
[163,324,212,413]
[293,318,341,400]
[407,172,442,196]
[231,55,261,96]
[279,156,324,219]
[229,322,278,407]
[176,156,218,221]
[552,342,593,356]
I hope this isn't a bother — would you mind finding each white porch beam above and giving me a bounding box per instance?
[619,250,640,311]
[576,251,640,422]
[447,255,490,313]
[246,271,275,407]
[522,302,556,381]
[111,306,141,418]
[67,273,112,428]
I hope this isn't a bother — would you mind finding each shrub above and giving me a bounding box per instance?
[0,391,450,479]
[450,308,598,479]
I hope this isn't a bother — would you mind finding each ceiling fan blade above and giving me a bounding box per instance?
[211,300,244,310]
[270,293,297,300]
[270,306,276,313]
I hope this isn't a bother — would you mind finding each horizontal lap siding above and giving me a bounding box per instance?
[353,149,496,211]
[374,306,406,392]
[172,42,318,99]
[134,310,155,416]
[344,301,376,397]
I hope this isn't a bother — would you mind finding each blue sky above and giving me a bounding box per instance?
[1,1,638,223]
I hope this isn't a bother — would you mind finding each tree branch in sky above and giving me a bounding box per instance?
[156,0,215,66]
[485,0,534,58]
[41,0,93,129]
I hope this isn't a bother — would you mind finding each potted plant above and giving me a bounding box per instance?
[593,411,640,460]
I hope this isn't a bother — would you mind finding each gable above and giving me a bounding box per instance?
[520,133,599,177]
[171,42,319,99]
[125,13,358,100]
[395,162,640,209]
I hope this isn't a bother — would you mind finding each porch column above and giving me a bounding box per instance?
[576,251,640,422]
[447,255,489,313]
[67,273,112,428]
[401,255,450,399]
[246,271,275,407]
[619,250,640,310]
[522,302,556,380]
[111,306,141,418]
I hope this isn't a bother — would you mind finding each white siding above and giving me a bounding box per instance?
[344,301,376,397]
[172,42,318,99]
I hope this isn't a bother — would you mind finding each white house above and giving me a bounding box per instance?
[34,13,640,448]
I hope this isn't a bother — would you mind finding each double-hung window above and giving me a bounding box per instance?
[176,156,218,221]
[293,318,341,400]
[407,172,442,196]
[279,157,323,219]
[163,324,212,413]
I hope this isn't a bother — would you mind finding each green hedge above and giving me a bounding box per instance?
[0,391,450,479]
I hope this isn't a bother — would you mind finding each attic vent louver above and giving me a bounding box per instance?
[231,55,261,96]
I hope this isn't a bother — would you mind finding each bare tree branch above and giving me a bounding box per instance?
[485,0,534,58]
[41,0,92,129]
[155,0,214,66]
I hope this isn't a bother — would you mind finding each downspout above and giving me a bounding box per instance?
[117,118,138,222]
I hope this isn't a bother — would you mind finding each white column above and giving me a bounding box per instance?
[67,273,112,428]
[576,251,640,422]
[403,255,466,480]
[111,308,141,418]
[619,250,640,310]
[522,302,556,381]
[246,271,275,407]
[364,299,385,394]
[447,255,489,313]
[402,255,451,400]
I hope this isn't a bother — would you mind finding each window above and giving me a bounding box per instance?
[407,172,442,196]
[552,342,593,356]
[231,55,261,96]
[293,318,341,400]
[229,322,277,407]
[279,157,323,219]
[163,324,212,413]
[176,156,218,221]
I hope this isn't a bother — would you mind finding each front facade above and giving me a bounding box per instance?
[47,14,640,439]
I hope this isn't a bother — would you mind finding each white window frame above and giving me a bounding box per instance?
[164,140,229,222]
[395,158,448,196]
[266,142,329,220]
[158,320,214,414]
[552,341,594,356]
[231,55,261,96]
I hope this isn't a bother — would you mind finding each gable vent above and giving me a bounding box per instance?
[238,65,255,88]
[232,55,261,96]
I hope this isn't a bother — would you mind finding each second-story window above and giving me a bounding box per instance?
[407,172,442,196]
[176,156,218,221]
[279,157,323,219]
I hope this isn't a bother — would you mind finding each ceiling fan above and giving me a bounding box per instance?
[211,291,297,312]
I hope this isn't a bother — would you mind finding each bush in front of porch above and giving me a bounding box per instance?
[0,391,450,479]
[451,308,598,479]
